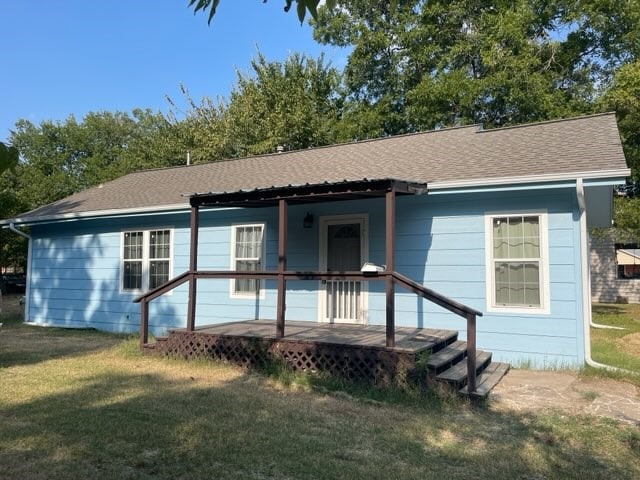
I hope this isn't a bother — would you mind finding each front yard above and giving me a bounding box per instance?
[1,295,639,479]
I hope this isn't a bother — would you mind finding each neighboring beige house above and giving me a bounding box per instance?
[591,235,640,303]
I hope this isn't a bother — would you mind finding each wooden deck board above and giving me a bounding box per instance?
[426,340,467,371]
[436,350,492,384]
[460,362,510,397]
[183,319,457,353]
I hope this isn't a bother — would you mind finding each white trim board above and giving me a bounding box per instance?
[430,169,629,191]
[317,214,369,324]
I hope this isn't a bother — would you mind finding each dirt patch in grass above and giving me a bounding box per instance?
[616,332,640,359]
[491,369,640,425]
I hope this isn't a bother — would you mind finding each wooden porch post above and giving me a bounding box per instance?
[385,188,396,348]
[140,299,149,347]
[466,313,477,393]
[276,199,288,338]
[187,205,199,331]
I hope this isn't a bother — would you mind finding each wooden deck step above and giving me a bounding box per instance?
[401,330,458,352]
[426,340,467,373]
[435,350,492,386]
[460,362,510,398]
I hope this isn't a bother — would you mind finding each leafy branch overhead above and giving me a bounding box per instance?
[188,0,337,24]
[0,142,19,175]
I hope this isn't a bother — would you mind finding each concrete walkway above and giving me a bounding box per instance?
[489,369,640,425]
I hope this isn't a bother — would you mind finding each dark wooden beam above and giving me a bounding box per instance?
[192,270,386,281]
[466,313,477,393]
[391,271,483,318]
[385,189,396,348]
[187,205,199,331]
[190,178,428,208]
[276,199,288,338]
[134,271,191,303]
[140,299,148,347]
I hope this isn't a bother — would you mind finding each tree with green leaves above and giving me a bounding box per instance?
[0,110,192,272]
[224,52,341,155]
[598,60,640,243]
[311,0,639,138]
[169,52,341,161]
[0,142,18,175]
[0,142,25,271]
[0,186,28,271]
[188,0,337,24]
[7,110,187,210]
[601,60,640,180]
[611,196,640,242]
[1,109,191,270]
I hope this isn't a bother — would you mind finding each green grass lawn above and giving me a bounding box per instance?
[589,303,640,386]
[1,296,639,479]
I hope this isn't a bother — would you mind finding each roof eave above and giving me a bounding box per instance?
[429,168,630,191]
[0,203,190,227]
[2,168,630,227]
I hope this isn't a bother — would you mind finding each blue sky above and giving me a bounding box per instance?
[1,0,347,143]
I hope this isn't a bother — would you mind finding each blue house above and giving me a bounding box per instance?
[1,113,629,372]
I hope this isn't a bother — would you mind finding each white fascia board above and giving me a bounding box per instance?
[0,203,190,227]
[429,168,630,192]
[1,202,245,227]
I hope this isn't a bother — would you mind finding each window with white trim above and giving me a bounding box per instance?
[487,214,546,310]
[121,229,172,292]
[231,224,264,296]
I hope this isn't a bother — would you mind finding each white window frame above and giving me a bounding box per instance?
[229,223,266,299]
[120,227,173,294]
[484,211,550,314]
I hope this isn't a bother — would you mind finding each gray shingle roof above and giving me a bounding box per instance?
[5,113,629,223]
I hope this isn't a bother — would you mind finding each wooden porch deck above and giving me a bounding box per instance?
[188,319,458,353]
[146,319,509,397]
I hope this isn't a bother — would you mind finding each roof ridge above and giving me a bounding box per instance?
[476,112,616,134]
[126,123,482,176]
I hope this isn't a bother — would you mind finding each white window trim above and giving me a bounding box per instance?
[229,222,266,299]
[484,210,550,314]
[120,227,174,294]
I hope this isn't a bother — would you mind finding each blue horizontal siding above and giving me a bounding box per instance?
[27,187,585,367]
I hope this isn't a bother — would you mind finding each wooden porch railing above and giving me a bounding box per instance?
[134,269,482,392]
[391,272,482,393]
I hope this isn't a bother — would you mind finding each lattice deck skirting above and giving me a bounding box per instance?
[149,330,430,388]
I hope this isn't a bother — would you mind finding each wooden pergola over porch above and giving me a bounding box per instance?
[189,178,428,347]
[135,178,484,393]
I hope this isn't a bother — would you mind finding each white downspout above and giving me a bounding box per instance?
[576,179,635,374]
[8,223,32,322]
